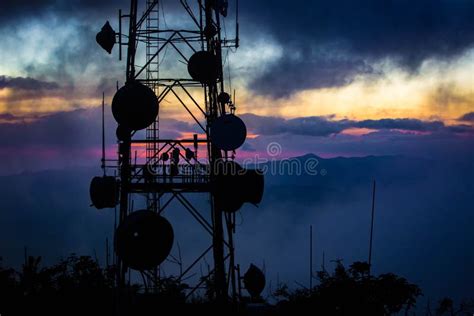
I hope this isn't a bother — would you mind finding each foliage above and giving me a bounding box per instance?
[4,255,471,316]
[0,254,191,315]
[0,257,17,295]
[435,297,474,316]
[273,261,422,315]
[153,276,188,303]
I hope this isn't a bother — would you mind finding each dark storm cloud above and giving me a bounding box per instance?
[251,54,375,98]
[0,0,127,23]
[0,0,185,26]
[0,0,54,19]
[241,114,472,137]
[458,112,474,122]
[3,1,474,98]
[0,76,59,90]
[242,0,474,96]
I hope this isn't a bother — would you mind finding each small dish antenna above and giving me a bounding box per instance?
[211,114,247,151]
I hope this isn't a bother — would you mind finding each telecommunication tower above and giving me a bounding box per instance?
[91,0,265,304]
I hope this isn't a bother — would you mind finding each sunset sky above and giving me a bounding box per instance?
[0,0,473,173]
[1,1,474,305]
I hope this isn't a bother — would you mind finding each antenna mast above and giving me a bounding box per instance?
[101,92,106,175]
[368,180,376,274]
[92,0,263,307]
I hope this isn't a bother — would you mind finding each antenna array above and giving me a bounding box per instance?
[92,0,265,306]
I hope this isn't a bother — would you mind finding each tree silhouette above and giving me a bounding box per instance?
[435,297,474,316]
[0,255,116,315]
[3,255,472,316]
[274,261,422,315]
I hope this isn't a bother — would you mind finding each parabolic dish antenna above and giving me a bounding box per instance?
[115,210,174,271]
[211,114,247,151]
[112,81,158,131]
[187,51,219,85]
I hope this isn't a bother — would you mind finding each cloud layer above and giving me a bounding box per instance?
[2,0,473,102]
[0,107,472,174]
[0,76,59,90]
[242,0,474,96]
[459,112,474,122]
[241,113,473,137]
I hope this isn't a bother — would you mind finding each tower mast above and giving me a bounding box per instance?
[92,0,263,306]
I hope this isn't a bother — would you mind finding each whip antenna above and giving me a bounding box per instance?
[101,92,106,175]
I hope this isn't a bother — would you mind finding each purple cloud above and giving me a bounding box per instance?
[458,112,474,122]
[241,114,472,137]
[0,109,472,174]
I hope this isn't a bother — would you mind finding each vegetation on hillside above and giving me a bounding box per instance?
[0,255,472,315]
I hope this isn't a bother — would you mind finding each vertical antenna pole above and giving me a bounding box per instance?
[236,264,242,299]
[126,0,138,81]
[205,0,227,302]
[225,213,237,302]
[368,180,376,274]
[235,0,239,48]
[117,0,136,295]
[118,9,122,61]
[101,92,106,175]
[106,237,110,267]
[309,225,313,290]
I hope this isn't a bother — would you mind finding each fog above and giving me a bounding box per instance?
[0,155,472,308]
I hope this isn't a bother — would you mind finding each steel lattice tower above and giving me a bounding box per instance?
[102,0,244,303]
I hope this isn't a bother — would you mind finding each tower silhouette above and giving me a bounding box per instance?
[92,0,264,305]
